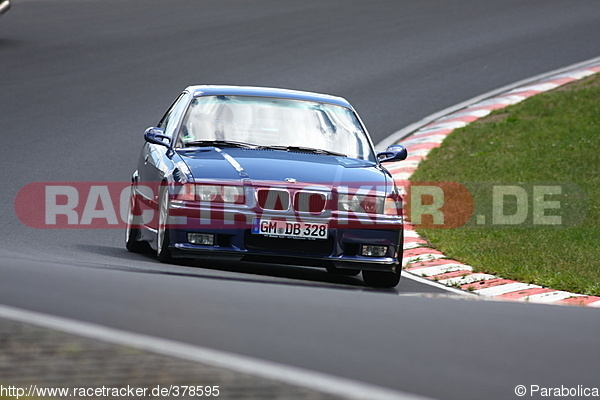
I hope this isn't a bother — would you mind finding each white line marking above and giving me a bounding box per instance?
[507,82,558,93]
[475,94,527,106]
[400,134,448,146]
[392,172,413,181]
[438,109,492,120]
[402,253,445,266]
[389,160,422,169]
[408,264,473,277]
[385,160,409,169]
[415,121,467,132]
[474,282,540,296]
[404,127,446,136]
[0,304,435,400]
[520,291,582,304]
[403,241,425,250]
[400,271,478,296]
[438,274,497,286]
[554,69,596,80]
[403,230,421,239]
[588,301,600,308]
[376,56,600,150]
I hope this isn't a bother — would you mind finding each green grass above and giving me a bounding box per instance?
[409,75,600,296]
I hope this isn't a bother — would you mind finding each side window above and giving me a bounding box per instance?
[158,92,191,140]
[157,95,180,129]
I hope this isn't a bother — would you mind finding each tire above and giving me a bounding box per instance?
[362,268,401,288]
[156,186,174,263]
[326,266,361,276]
[125,187,151,253]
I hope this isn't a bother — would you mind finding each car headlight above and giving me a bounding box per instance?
[197,185,220,202]
[197,185,245,204]
[338,194,361,212]
[338,194,384,214]
[176,184,245,204]
[221,186,245,203]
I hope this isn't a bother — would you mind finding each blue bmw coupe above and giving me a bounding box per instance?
[126,86,408,288]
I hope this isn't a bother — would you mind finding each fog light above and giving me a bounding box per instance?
[362,245,388,257]
[188,233,214,246]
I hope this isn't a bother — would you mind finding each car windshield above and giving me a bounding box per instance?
[176,95,375,161]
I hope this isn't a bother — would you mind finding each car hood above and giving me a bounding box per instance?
[176,147,392,191]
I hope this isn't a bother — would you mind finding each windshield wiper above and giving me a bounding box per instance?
[183,140,261,149]
[183,141,346,157]
[265,145,346,157]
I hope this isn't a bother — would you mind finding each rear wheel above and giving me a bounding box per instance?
[125,187,151,253]
[362,268,401,288]
[157,187,173,263]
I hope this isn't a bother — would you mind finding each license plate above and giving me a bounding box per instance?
[252,218,328,239]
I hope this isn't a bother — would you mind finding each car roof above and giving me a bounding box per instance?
[186,85,353,109]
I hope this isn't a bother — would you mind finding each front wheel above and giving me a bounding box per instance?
[157,187,173,263]
[125,187,151,253]
[362,268,401,288]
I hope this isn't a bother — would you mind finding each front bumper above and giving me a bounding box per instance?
[166,201,403,272]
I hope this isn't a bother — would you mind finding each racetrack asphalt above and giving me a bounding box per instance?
[1,1,600,399]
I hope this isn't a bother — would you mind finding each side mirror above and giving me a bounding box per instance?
[377,144,408,163]
[144,127,171,147]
